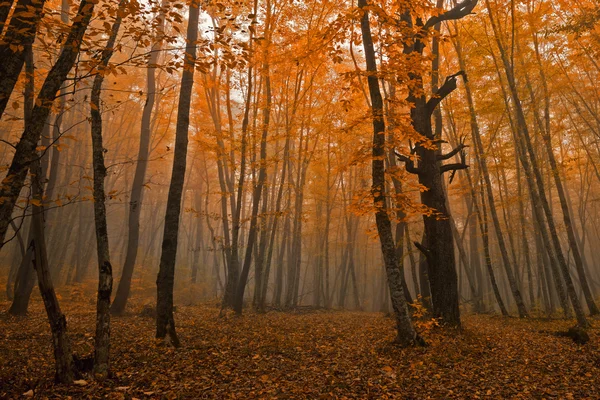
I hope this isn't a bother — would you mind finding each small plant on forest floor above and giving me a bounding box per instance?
[410,296,440,335]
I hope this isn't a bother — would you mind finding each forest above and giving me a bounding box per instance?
[1,0,600,397]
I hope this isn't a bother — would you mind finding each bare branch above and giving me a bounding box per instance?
[427,71,467,114]
[440,162,469,174]
[413,242,431,261]
[424,0,479,30]
[0,139,16,149]
[438,143,468,161]
[395,150,421,174]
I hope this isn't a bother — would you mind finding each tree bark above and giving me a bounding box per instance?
[156,2,199,347]
[0,0,95,249]
[0,0,46,118]
[31,154,74,384]
[89,0,125,379]
[112,1,166,315]
[358,0,418,346]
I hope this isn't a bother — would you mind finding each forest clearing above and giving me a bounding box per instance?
[3,0,600,397]
[1,292,599,399]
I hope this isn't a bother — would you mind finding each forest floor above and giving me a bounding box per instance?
[1,296,600,399]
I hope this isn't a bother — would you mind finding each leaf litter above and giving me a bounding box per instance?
[0,299,599,399]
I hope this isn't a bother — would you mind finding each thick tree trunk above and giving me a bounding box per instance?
[156,2,199,347]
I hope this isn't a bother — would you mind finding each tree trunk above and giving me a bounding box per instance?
[112,2,166,315]
[156,2,199,347]
[358,0,417,345]
[8,44,37,316]
[31,154,74,384]
[0,0,95,249]
[0,0,15,34]
[89,1,125,378]
[234,2,270,313]
[522,38,599,315]
[479,181,509,316]
[0,0,46,118]
[451,25,526,317]
[486,0,587,327]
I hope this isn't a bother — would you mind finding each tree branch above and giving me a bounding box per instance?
[395,150,421,174]
[437,143,468,161]
[427,71,467,114]
[413,241,431,260]
[424,0,479,30]
[440,162,469,174]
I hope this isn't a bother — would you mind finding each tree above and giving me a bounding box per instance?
[485,0,588,327]
[89,0,127,379]
[233,0,271,315]
[395,0,479,327]
[0,0,95,249]
[357,0,418,346]
[112,0,167,316]
[156,0,200,347]
[449,16,527,317]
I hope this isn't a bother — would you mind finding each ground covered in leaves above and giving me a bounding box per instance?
[1,297,600,399]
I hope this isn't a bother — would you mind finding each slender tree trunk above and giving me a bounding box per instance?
[451,27,527,317]
[522,39,599,315]
[273,212,289,307]
[6,220,27,300]
[8,45,36,316]
[479,181,509,316]
[486,0,587,327]
[405,225,420,298]
[234,2,270,313]
[258,134,288,309]
[112,2,166,315]
[358,0,417,345]
[156,2,199,346]
[0,0,15,34]
[89,1,125,378]
[31,153,74,384]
